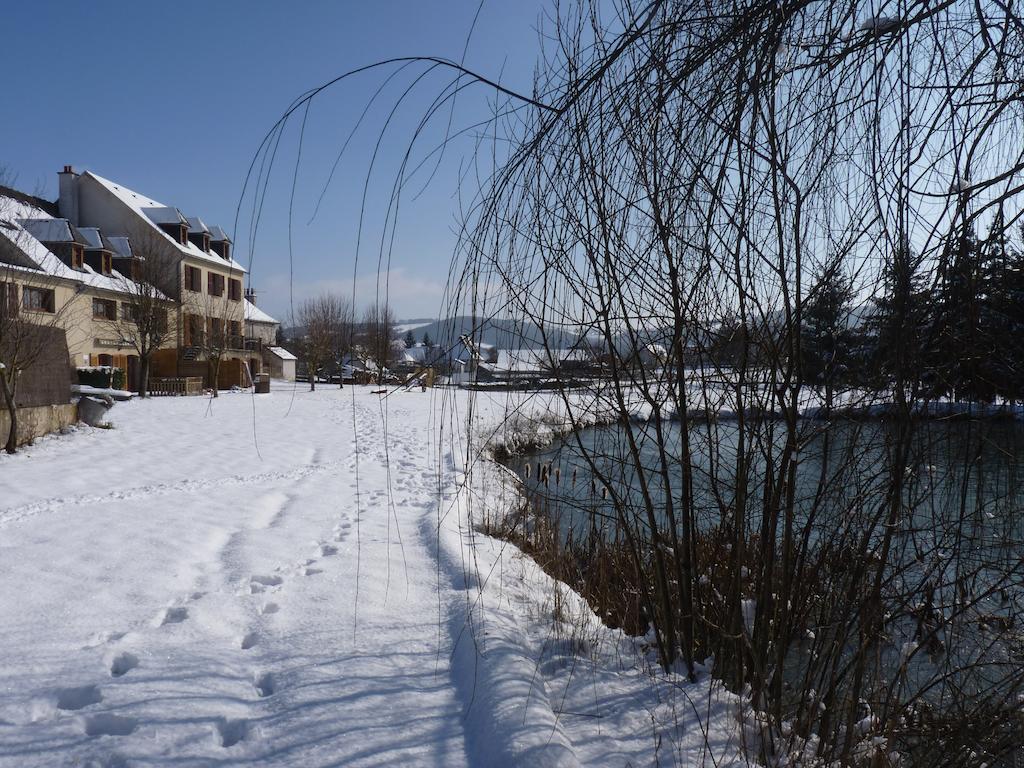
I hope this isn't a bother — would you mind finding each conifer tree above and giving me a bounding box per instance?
[868,240,929,399]
[800,263,855,409]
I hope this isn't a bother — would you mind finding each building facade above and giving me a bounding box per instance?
[1,167,283,391]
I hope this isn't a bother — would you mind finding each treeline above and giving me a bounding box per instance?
[712,215,1024,407]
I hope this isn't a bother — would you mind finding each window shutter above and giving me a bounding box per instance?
[0,283,17,317]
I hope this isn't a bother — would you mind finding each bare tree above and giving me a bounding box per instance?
[361,301,395,383]
[239,3,1024,763]
[0,188,75,453]
[298,293,351,392]
[100,229,177,397]
[182,272,244,398]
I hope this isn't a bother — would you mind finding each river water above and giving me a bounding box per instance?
[509,416,1024,764]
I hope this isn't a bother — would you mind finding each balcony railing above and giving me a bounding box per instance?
[181,335,263,354]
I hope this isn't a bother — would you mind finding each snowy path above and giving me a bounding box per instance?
[0,384,744,767]
[0,386,474,767]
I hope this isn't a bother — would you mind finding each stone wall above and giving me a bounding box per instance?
[0,403,78,448]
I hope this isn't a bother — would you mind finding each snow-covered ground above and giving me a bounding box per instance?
[0,383,745,767]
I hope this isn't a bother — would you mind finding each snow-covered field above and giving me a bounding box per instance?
[0,383,745,767]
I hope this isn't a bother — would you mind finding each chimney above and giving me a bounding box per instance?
[58,165,80,225]
[244,287,256,305]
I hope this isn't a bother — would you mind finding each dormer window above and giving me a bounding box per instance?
[102,253,112,275]
[71,245,84,269]
[187,231,210,251]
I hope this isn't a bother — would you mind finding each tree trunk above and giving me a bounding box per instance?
[1,373,18,454]
[209,359,220,397]
[138,355,151,398]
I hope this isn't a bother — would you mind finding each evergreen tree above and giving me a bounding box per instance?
[982,214,1024,403]
[421,332,434,349]
[404,330,415,348]
[867,240,930,399]
[930,225,990,402]
[800,264,855,408]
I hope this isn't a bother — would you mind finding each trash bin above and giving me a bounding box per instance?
[254,374,271,394]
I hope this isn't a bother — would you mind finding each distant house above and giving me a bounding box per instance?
[393,343,445,383]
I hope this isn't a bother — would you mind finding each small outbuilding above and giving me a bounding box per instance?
[264,346,297,381]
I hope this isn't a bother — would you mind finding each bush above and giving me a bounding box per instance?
[76,366,125,390]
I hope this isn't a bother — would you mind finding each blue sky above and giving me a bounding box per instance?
[0,1,547,322]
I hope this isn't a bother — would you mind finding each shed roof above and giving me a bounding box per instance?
[267,346,297,361]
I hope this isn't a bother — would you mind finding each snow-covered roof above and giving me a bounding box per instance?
[267,346,297,361]
[399,346,429,364]
[494,348,560,372]
[85,172,247,273]
[244,299,277,325]
[0,193,169,300]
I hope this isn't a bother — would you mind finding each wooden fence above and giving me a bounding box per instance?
[149,377,204,396]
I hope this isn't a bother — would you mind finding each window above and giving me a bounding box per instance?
[71,245,84,269]
[102,254,112,275]
[22,286,55,313]
[228,278,242,301]
[121,303,139,323]
[92,297,116,320]
[184,265,202,292]
[0,282,17,317]
[184,313,203,346]
[207,272,225,297]
[229,320,241,337]
[209,317,223,339]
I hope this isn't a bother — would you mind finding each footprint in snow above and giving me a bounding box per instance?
[260,602,279,615]
[82,630,126,650]
[81,713,138,737]
[155,607,188,627]
[249,574,283,594]
[108,651,139,677]
[303,566,322,576]
[253,671,275,698]
[318,543,337,557]
[56,685,102,711]
[239,632,258,650]
[214,717,248,748]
